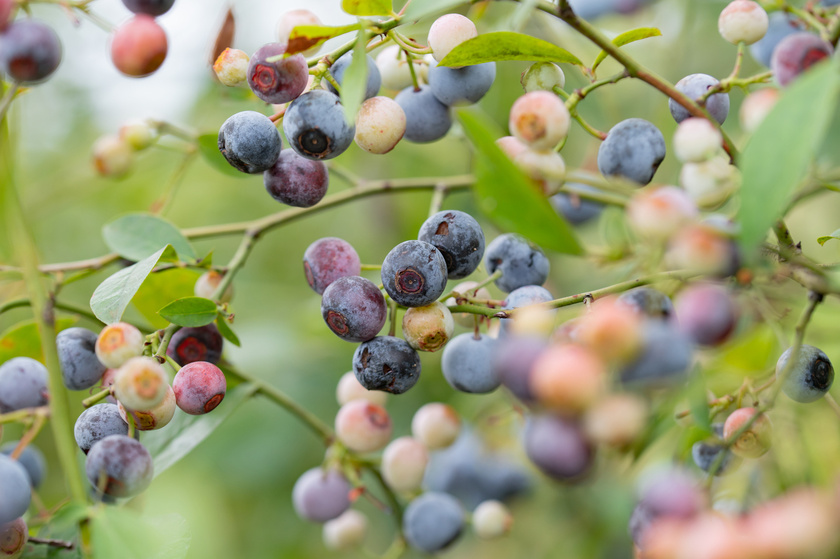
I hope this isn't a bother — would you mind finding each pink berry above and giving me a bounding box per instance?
[627,186,698,239]
[194,270,234,303]
[381,437,428,492]
[172,361,227,415]
[428,14,477,62]
[95,322,145,369]
[723,407,772,458]
[335,371,387,407]
[509,91,570,151]
[529,344,606,413]
[411,403,460,450]
[675,284,738,346]
[739,88,779,132]
[335,400,392,453]
[495,135,529,160]
[718,0,769,45]
[110,15,168,77]
[92,135,134,178]
[354,96,406,155]
[303,237,361,295]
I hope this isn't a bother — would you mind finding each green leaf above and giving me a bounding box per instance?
[197,133,248,178]
[591,27,661,73]
[91,507,190,559]
[738,59,840,256]
[132,268,201,330]
[456,108,582,255]
[90,246,176,325]
[341,0,392,16]
[158,297,218,327]
[287,23,361,55]
[818,229,840,246]
[215,316,241,347]
[687,373,711,432]
[439,32,582,67]
[402,0,468,21]
[143,383,258,476]
[103,213,196,263]
[342,33,369,125]
[0,318,77,365]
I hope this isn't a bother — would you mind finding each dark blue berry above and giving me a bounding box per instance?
[499,285,554,336]
[597,118,666,185]
[121,0,175,15]
[218,111,282,174]
[381,240,448,307]
[0,442,46,488]
[353,336,421,394]
[617,287,674,321]
[0,357,49,413]
[321,276,387,342]
[417,210,485,280]
[394,85,452,143]
[85,435,153,498]
[620,321,693,386]
[0,19,62,84]
[166,323,223,366]
[669,74,729,124]
[74,403,131,454]
[326,53,382,100]
[264,149,329,207]
[691,423,739,476]
[428,61,495,106]
[57,327,107,390]
[484,233,550,293]
[441,333,499,394]
[283,90,355,160]
[403,492,464,553]
[550,184,604,225]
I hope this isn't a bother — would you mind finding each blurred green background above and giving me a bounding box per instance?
[4,0,840,557]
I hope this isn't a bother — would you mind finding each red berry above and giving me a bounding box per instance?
[110,15,168,77]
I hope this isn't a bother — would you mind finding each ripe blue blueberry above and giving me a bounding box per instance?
[394,85,452,143]
[121,0,175,15]
[523,414,594,481]
[749,12,802,67]
[499,285,554,336]
[218,111,282,174]
[321,276,387,343]
[669,74,730,124]
[428,61,496,106]
[85,435,153,498]
[353,336,421,394]
[0,19,62,84]
[326,53,382,100]
[292,467,351,523]
[403,492,465,553]
[550,184,604,225]
[1,442,46,488]
[74,403,131,454]
[617,287,674,321]
[283,90,355,160]
[264,149,329,208]
[0,357,49,413]
[441,333,500,394]
[691,423,740,476]
[247,43,309,104]
[776,344,834,403]
[57,327,107,390]
[166,323,223,366]
[597,118,666,185]
[620,321,694,386]
[0,454,31,524]
[493,335,546,402]
[381,240,448,307]
[484,233,550,293]
[417,210,485,280]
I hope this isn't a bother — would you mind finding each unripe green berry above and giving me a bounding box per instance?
[118,384,175,430]
[119,119,155,151]
[213,47,250,87]
[113,356,169,412]
[673,118,723,163]
[472,500,512,539]
[402,302,454,352]
[322,510,367,550]
[92,135,133,178]
[521,62,565,92]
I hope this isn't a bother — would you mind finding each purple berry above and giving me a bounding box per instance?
[771,32,833,87]
[166,323,223,366]
[85,435,153,498]
[74,403,131,454]
[418,210,485,279]
[172,361,227,415]
[292,467,351,523]
[303,237,362,295]
[749,12,803,67]
[381,240,448,307]
[675,284,737,346]
[493,335,547,402]
[321,276,387,343]
[0,19,61,84]
[523,414,594,481]
[247,43,309,104]
[669,73,730,124]
[264,149,329,207]
[121,0,175,16]
[353,336,421,395]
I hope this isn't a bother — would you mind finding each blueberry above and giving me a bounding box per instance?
[776,345,834,403]
[675,284,737,346]
[121,0,175,15]
[57,327,107,390]
[74,404,130,454]
[691,423,739,476]
[0,357,49,413]
[617,287,674,321]
[619,320,694,386]
[669,74,730,124]
[353,336,421,394]
[417,210,485,279]
[523,414,594,481]
[403,492,465,553]
[550,184,604,225]
[0,455,30,524]
[381,240,448,307]
[166,323,223,366]
[499,285,554,336]
[218,111,282,174]
[394,85,452,143]
[283,90,355,160]
[264,149,329,208]
[441,333,500,394]
[484,233,550,293]
[247,43,309,104]
[0,19,62,84]
[771,32,833,87]
[292,467,351,523]
[0,442,46,488]
[749,12,803,67]
[172,361,227,415]
[303,237,362,295]
[325,53,382,101]
[321,276,387,343]
[85,435,153,498]
[597,118,666,185]
[493,335,547,402]
[428,61,496,106]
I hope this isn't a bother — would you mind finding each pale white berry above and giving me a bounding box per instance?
[381,437,429,492]
[322,510,367,550]
[719,0,769,45]
[627,186,698,239]
[428,14,477,62]
[354,96,406,154]
[336,371,387,407]
[472,500,513,539]
[411,402,460,450]
[509,91,570,151]
[673,118,723,163]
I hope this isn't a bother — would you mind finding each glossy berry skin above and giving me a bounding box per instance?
[441,333,500,394]
[303,237,361,295]
[509,91,571,151]
[403,492,465,553]
[0,357,49,413]
[493,335,546,402]
[0,517,27,558]
[418,211,485,280]
[484,233,550,293]
[691,423,740,476]
[335,400,392,453]
[597,118,666,185]
[428,14,477,62]
[354,96,406,154]
[0,455,30,525]
[57,327,107,390]
[749,12,801,67]
[620,321,693,386]
[326,53,382,101]
[110,15,167,77]
[74,404,130,454]
[264,149,329,207]
[218,111,282,174]
[395,85,452,143]
[292,467,351,523]
[550,184,604,225]
[321,276,387,343]
[172,361,226,415]
[284,90,355,160]
[166,323,223,366]
[675,284,737,346]
[353,336,421,395]
[381,240,448,307]
[428,62,496,106]
[669,74,730,124]
[617,287,674,320]
[771,33,833,87]
[523,414,594,482]
[113,357,169,412]
[776,345,834,403]
[122,0,175,16]
[411,403,460,450]
[0,19,62,84]
[247,43,308,104]
[0,443,46,488]
[85,435,153,498]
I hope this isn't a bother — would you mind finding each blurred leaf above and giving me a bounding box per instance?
[341,0,393,16]
[143,383,258,476]
[197,133,248,179]
[210,7,235,67]
[687,373,711,432]
[90,246,176,325]
[817,229,840,246]
[439,32,582,67]
[287,23,360,55]
[158,297,218,327]
[0,318,77,365]
[591,27,661,73]
[215,316,241,347]
[709,325,777,373]
[738,60,840,257]
[403,0,469,21]
[457,109,582,255]
[342,33,369,125]
[132,268,201,330]
[103,213,196,263]
[36,503,87,559]
[91,507,190,559]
